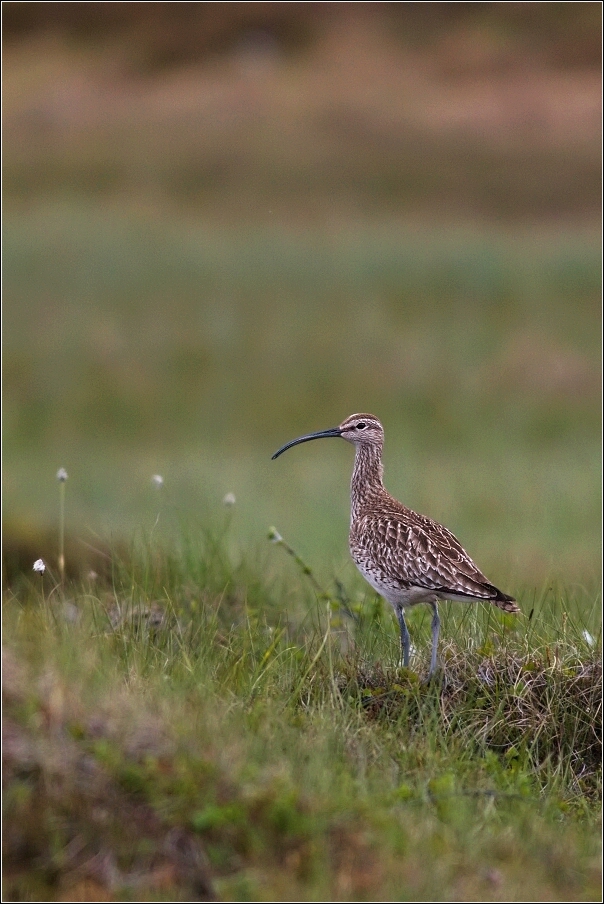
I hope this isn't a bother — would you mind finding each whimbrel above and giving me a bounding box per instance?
[272,413,519,677]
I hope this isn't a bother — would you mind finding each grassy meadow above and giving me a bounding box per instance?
[3,515,601,901]
[3,204,601,901]
[3,9,602,901]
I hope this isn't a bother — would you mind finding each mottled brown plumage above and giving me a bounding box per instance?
[272,413,519,675]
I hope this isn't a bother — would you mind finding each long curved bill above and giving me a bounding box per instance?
[272,426,342,459]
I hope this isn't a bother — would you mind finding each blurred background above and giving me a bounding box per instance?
[3,2,601,590]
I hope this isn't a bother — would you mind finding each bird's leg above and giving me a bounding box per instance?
[397,606,410,667]
[428,602,440,678]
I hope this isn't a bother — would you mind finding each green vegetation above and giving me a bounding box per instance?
[3,522,601,901]
[3,8,600,898]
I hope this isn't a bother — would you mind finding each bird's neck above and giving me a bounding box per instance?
[351,442,385,519]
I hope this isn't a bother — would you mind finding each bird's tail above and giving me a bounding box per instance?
[492,589,520,614]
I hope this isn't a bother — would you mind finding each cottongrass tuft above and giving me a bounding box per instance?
[151,474,164,488]
[56,468,68,482]
[223,492,236,507]
[33,559,46,574]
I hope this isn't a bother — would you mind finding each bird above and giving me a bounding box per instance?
[272,413,519,677]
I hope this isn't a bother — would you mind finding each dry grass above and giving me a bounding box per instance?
[3,6,600,222]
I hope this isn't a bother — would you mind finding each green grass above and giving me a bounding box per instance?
[3,524,601,901]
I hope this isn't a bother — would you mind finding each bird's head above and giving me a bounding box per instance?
[337,413,384,447]
[271,413,384,459]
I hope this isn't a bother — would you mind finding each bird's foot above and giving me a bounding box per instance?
[421,667,443,687]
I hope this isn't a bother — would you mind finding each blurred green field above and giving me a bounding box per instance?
[3,201,601,591]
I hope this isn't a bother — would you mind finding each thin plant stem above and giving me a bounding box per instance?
[268,526,357,622]
[58,479,65,583]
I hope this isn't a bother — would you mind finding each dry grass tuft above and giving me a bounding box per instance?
[342,644,601,797]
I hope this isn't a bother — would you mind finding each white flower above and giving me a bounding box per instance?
[33,559,46,574]
[268,527,282,544]
[151,475,164,487]
[582,630,596,647]
[56,468,68,482]
[223,492,236,507]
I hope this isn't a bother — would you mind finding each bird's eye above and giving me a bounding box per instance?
[356,422,366,430]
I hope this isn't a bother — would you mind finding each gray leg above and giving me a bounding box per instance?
[428,602,440,678]
[397,607,410,667]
